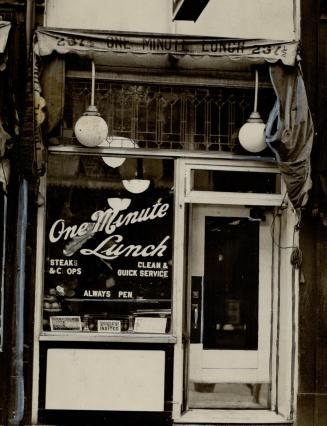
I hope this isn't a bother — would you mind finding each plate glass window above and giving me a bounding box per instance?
[43,154,174,334]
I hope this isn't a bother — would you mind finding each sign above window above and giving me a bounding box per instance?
[35,28,298,67]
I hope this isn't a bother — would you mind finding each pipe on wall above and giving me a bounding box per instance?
[0,192,7,351]
[26,0,35,59]
[8,180,28,425]
[8,1,35,424]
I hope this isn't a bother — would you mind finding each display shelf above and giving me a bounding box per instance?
[64,298,171,303]
[39,331,177,344]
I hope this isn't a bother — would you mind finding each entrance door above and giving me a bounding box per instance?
[187,205,273,408]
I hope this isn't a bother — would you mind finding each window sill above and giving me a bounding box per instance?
[174,409,293,424]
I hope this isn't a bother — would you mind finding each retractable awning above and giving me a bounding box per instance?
[33,27,313,209]
[34,27,299,68]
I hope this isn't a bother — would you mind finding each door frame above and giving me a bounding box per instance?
[172,157,298,423]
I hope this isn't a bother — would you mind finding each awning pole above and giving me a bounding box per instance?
[91,60,95,106]
[254,69,259,112]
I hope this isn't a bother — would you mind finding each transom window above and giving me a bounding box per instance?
[63,79,274,154]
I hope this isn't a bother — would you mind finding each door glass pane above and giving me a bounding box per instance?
[203,216,259,350]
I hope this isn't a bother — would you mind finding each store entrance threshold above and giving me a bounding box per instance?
[174,409,293,424]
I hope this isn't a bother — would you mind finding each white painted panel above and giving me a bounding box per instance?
[45,349,165,411]
[45,0,297,41]
[189,343,258,373]
[196,368,270,384]
[202,349,258,369]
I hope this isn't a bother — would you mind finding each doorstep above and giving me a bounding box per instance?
[174,409,294,424]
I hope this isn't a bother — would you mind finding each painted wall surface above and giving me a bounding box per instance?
[45,349,165,411]
[44,0,297,41]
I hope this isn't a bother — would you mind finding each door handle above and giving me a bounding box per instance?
[192,303,199,329]
[191,276,202,343]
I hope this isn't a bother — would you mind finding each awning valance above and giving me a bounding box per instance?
[34,27,298,68]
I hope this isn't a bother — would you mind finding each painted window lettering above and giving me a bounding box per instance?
[49,199,170,243]
[83,290,111,298]
[48,267,81,275]
[48,198,171,261]
[49,258,78,266]
[80,235,170,261]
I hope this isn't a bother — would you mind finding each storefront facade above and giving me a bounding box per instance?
[25,1,315,424]
[0,7,28,423]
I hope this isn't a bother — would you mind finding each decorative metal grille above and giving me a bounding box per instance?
[65,79,273,153]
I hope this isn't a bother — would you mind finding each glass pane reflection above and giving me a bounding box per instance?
[203,217,259,350]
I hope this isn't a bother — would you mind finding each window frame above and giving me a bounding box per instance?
[38,150,177,342]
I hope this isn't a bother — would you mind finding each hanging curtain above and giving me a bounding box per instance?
[265,64,314,209]
[40,55,65,133]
